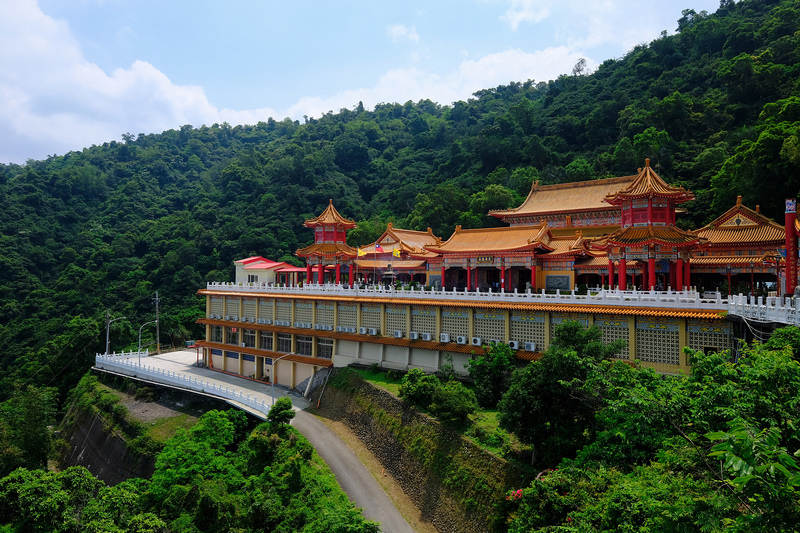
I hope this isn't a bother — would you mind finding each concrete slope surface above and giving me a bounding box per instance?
[292,411,416,533]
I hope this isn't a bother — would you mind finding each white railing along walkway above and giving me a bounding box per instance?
[94,353,274,418]
[206,282,729,311]
[727,294,800,326]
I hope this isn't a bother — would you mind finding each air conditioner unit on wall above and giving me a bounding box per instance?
[524,342,537,352]
[409,332,419,340]
[489,339,501,345]
[336,326,345,332]
[358,327,368,335]
[456,336,467,345]
[421,333,432,341]
[368,328,379,336]
[440,333,450,343]
[508,340,520,350]
[471,337,482,346]
[264,319,272,325]
[348,327,357,333]
[224,316,231,320]
[393,330,403,338]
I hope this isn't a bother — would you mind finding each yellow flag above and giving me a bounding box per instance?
[357,247,366,257]
[392,247,400,258]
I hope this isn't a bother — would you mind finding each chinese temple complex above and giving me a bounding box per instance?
[195,161,797,391]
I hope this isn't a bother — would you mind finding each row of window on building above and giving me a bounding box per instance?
[209,325,333,358]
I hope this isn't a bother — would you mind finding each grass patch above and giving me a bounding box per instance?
[348,367,535,468]
[144,413,199,444]
[350,367,403,396]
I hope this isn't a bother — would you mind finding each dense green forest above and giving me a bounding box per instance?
[1,0,800,529]
[0,384,379,532]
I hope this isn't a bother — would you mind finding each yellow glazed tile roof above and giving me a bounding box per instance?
[598,225,703,247]
[360,224,442,257]
[690,254,783,266]
[426,224,552,254]
[354,259,427,269]
[693,196,785,245]
[303,199,357,229]
[490,175,635,219]
[604,159,694,205]
[295,242,357,258]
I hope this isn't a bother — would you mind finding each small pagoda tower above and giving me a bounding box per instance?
[594,160,703,290]
[296,200,357,286]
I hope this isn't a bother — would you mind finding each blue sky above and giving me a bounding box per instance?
[1,0,721,164]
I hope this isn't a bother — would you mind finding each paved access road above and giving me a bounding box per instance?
[95,350,415,533]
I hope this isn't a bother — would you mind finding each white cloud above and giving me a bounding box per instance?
[501,0,551,31]
[282,47,591,120]
[0,0,599,164]
[386,24,420,43]
[0,0,270,163]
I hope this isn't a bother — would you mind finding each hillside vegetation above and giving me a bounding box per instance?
[1,0,799,401]
[1,0,800,529]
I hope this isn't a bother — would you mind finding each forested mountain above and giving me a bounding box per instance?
[1,0,799,436]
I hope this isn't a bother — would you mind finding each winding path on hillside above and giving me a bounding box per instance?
[94,350,415,533]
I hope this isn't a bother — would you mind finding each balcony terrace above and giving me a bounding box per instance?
[204,282,730,312]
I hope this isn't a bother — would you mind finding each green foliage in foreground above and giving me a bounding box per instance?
[399,368,478,424]
[0,409,379,533]
[495,324,800,532]
[467,342,517,408]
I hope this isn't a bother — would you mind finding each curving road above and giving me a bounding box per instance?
[292,411,415,532]
[95,349,415,532]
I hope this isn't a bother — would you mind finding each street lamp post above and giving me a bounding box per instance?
[138,320,158,366]
[270,352,294,408]
[105,311,126,355]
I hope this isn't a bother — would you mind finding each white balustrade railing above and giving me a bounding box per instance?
[94,354,273,417]
[726,294,800,326]
[205,281,728,311]
[97,349,145,360]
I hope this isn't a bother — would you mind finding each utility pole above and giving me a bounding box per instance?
[153,292,161,354]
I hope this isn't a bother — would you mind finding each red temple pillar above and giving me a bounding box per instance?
[467,266,473,291]
[441,265,446,290]
[619,255,627,290]
[317,263,324,285]
[786,198,797,295]
[500,265,506,291]
[676,257,684,290]
[648,257,656,291]
[349,264,354,287]
[684,257,691,290]
[669,261,676,290]
[306,264,312,285]
[608,259,615,289]
[639,261,646,290]
[726,267,731,296]
[335,263,341,284]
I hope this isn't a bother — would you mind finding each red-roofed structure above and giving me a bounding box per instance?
[296,200,358,286]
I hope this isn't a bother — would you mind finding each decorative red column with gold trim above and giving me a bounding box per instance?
[786,198,797,295]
